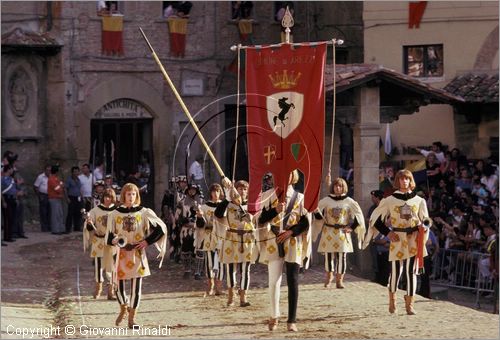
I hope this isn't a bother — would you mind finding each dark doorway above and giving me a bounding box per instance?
[224,104,249,181]
[90,119,154,208]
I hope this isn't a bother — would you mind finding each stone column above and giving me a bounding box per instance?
[352,86,381,277]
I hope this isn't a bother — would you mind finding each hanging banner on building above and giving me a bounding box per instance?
[102,15,124,55]
[409,1,427,28]
[245,43,327,213]
[167,17,188,57]
[238,19,253,44]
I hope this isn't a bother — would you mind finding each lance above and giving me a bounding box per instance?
[139,27,227,180]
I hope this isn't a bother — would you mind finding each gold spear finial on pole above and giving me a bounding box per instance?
[139,27,229,182]
[281,6,294,44]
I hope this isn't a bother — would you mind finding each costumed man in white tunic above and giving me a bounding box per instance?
[363,169,430,315]
[105,183,167,328]
[195,183,224,296]
[83,188,117,300]
[257,170,311,332]
[175,183,203,279]
[215,180,257,307]
[312,177,365,289]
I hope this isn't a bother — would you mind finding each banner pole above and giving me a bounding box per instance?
[139,27,226,178]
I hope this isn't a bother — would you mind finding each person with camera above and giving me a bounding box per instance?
[195,183,225,296]
[105,183,167,329]
[256,170,310,332]
[215,179,257,308]
[312,177,366,289]
[363,169,431,315]
[83,188,117,300]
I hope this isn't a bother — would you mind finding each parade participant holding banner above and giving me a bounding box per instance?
[195,183,225,296]
[105,183,167,329]
[215,180,257,307]
[312,177,365,289]
[363,169,430,315]
[83,188,116,300]
[257,170,310,332]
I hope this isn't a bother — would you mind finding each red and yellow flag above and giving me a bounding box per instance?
[245,43,327,213]
[167,17,188,57]
[102,15,124,55]
[238,19,253,43]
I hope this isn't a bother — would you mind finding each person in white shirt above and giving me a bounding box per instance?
[93,162,104,182]
[79,163,94,211]
[415,142,445,164]
[34,165,51,232]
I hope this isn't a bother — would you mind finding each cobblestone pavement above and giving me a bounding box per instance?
[1,225,498,339]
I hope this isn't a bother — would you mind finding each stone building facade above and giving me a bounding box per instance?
[1,1,364,220]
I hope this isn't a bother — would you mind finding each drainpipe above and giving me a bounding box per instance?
[46,1,53,31]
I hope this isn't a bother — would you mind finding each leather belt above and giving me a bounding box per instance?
[392,226,419,234]
[325,223,345,229]
[228,228,253,254]
[227,229,253,236]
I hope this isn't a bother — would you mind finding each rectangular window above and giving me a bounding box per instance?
[163,1,192,18]
[403,44,443,78]
[97,1,121,16]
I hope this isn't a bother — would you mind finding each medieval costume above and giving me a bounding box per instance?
[363,169,430,315]
[215,180,257,307]
[83,188,117,300]
[195,183,225,296]
[256,170,311,332]
[175,183,203,278]
[312,178,365,289]
[105,183,167,328]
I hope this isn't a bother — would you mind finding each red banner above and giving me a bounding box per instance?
[245,43,326,213]
[409,1,427,29]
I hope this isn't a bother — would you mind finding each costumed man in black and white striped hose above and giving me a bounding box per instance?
[312,177,365,289]
[83,188,117,300]
[195,183,225,296]
[363,169,430,315]
[215,180,257,307]
[105,183,167,329]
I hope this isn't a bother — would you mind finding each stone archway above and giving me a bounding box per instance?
[79,75,172,211]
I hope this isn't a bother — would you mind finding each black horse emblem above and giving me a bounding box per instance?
[273,97,295,127]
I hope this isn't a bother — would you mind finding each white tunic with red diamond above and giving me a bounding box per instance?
[216,201,257,264]
[313,195,366,253]
[106,205,152,280]
[197,201,219,252]
[84,204,115,258]
[364,191,430,262]
[257,186,310,266]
